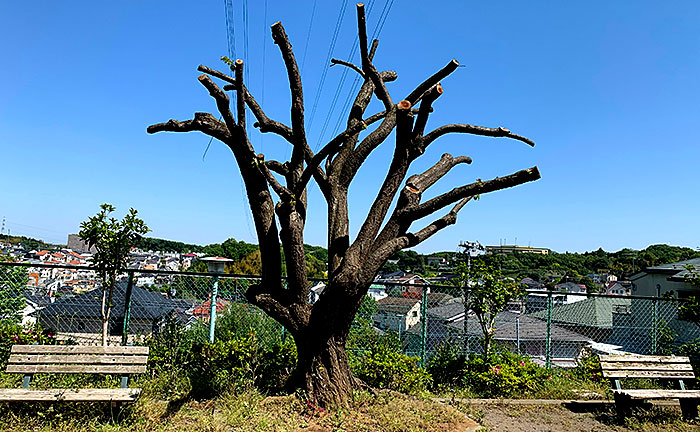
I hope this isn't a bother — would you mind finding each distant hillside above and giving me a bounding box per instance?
[2,235,62,251]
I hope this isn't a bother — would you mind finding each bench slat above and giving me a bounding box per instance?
[600,355,690,364]
[603,370,695,379]
[8,354,149,365]
[10,345,148,355]
[614,389,700,400]
[600,362,694,372]
[6,364,146,374]
[0,388,141,402]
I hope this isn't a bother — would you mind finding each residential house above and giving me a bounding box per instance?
[373,296,421,333]
[605,281,632,296]
[529,296,631,343]
[35,282,185,338]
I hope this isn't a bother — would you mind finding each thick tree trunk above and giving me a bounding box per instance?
[290,331,356,408]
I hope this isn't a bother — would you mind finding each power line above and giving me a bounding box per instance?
[307,0,350,135]
[260,0,268,153]
[315,0,378,149]
[330,0,395,139]
[300,0,319,74]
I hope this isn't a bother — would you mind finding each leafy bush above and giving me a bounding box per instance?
[427,341,467,389]
[257,338,297,393]
[188,335,259,397]
[144,306,296,398]
[350,341,431,394]
[461,351,551,397]
[0,323,60,367]
[427,343,552,397]
[570,350,603,382]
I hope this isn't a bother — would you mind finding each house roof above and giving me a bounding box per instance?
[630,258,700,282]
[528,296,630,328]
[34,281,181,321]
[427,302,465,321]
[444,311,591,343]
[377,296,419,313]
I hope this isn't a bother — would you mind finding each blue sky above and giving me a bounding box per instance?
[1,1,698,254]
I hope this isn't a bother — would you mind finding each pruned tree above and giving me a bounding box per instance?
[148,3,539,407]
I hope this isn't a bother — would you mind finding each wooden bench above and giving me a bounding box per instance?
[600,354,700,420]
[0,345,149,403]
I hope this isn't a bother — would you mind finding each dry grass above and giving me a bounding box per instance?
[0,390,475,432]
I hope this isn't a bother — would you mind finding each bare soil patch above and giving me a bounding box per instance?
[454,400,700,432]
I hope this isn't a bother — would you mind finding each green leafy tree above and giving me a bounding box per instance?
[679,266,700,328]
[460,262,524,360]
[79,204,149,345]
[0,254,26,324]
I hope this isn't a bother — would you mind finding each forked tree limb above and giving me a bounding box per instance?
[356,3,393,110]
[147,112,231,143]
[403,166,541,222]
[199,65,295,143]
[407,153,472,193]
[265,160,289,176]
[366,197,472,279]
[369,153,471,256]
[256,155,293,200]
[197,75,239,142]
[412,84,443,140]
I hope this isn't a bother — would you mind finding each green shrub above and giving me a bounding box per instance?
[570,350,603,382]
[257,338,297,393]
[427,341,467,389]
[462,351,550,397]
[188,335,259,397]
[350,343,431,394]
[427,343,552,397]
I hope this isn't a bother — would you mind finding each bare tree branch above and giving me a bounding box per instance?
[255,154,293,200]
[147,112,231,143]
[356,3,393,110]
[370,153,470,256]
[265,160,289,176]
[423,124,536,147]
[198,64,294,143]
[407,153,472,193]
[330,58,365,79]
[405,59,459,105]
[403,166,541,221]
[234,59,246,130]
[197,75,239,139]
[271,21,308,181]
[412,84,443,140]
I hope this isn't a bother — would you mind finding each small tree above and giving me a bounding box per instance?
[459,262,524,359]
[679,266,700,329]
[79,204,149,345]
[0,254,27,325]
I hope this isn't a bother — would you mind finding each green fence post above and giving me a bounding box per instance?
[545,289,553,368]
[209,275,219,343]
[651,284,660,354]
[419,284,428,365]
[121,271,134,346]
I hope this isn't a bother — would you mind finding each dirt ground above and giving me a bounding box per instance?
[455,401,700,432]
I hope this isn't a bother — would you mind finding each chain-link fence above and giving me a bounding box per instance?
[2,261,699,368]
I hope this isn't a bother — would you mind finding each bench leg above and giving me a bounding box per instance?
[613,393,633,422]
[679,399,699,421]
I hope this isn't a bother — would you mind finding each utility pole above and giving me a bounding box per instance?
[460,241,485,354]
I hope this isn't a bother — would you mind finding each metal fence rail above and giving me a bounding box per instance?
[1,262,698,368]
